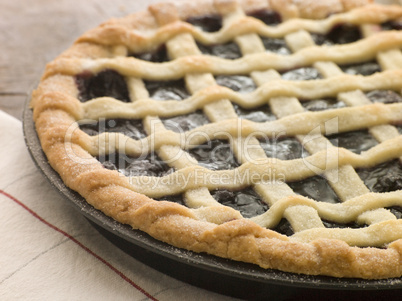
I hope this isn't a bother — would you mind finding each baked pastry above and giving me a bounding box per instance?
[30,0,402,279]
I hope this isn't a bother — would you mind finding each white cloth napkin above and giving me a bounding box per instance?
[0,110,238,301]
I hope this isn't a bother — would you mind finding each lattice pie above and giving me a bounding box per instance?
[31,0,402,279]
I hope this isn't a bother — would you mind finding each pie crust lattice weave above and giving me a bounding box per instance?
[31,0,402,279]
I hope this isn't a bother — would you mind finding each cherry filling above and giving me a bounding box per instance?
[381,20,402,31]
[327,130,378,154]
[76,69,130,102]
[80,118,146,140]
[211,188,268,218]
[75,12,401,227]
[98,152,174,178]
[191,11,284,58]
[234,104,276,122]
[134,45,169,62]
[213,74,276,123]
[197,41,242,60]
[186,14,223,32]
[259,137,307,160]
[311,24,361,46]
[357,160,402,218]
[215,75,256,93]
[189,140,239,171]
[215,75,276,122]
[144,79,190,100]
[162,111,210,133]
[79,118,171,177]
[261,37,291,55]
[301,98,346,111]
[341,61,381,76]
[357,160,402,193]
[288,176,340,205]
[281,67,322,81]
[248,10,282,26]
[365,90,402,104]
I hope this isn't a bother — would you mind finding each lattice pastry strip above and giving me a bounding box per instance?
[152,1,325,232]
[283,29,396,225]
[67,2,402,230]
[119,0,402,244]
[150,2,294,226]
[150,4,238,217]
[310,23,402,222]
[30,0,402,279]
[225,5,325,231]
[281,32,400,225]
[320,24,402,224]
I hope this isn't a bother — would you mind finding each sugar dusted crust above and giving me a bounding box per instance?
[31,0,402,279]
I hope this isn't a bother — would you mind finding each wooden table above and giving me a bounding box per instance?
[0,0,396,121]
[0,0,163,120]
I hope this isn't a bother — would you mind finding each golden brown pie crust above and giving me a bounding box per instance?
[31,0,402,279]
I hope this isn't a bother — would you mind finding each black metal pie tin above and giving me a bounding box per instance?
[23,99,402,300]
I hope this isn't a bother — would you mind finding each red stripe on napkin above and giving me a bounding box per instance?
[0,189,159,301]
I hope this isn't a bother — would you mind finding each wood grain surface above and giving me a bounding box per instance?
[0,0,397,120]
[0,0,164,120]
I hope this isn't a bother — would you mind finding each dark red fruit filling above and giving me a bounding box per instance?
[311,24,361,46]
[76,69,130,102]
[215,75,256,93]
[288,175,341,204]
[259,137,307,160]
[357,160,402,220]
[162,111,210,133]
[365,90,402,104]
[341,61,381,76]
[281,67,322,80]
[286,176,365,236]
[274,219,294,236]
[248,10,282,26]
[327,130,378,154]
[234,104,276,122]
[80,118,146,140]
[211,188,268,218]
[357,160,402,193]
[189,140,239,171]
[197,41,242,59]
[133,45,169,62]
[186,14,223,32]
[99,152,174,178]
[261,37,291,55]
[302,98,346,111]
[381,20,402,31]
[144,79,190,101]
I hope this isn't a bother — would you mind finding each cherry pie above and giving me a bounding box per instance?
[31,0,402,279]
